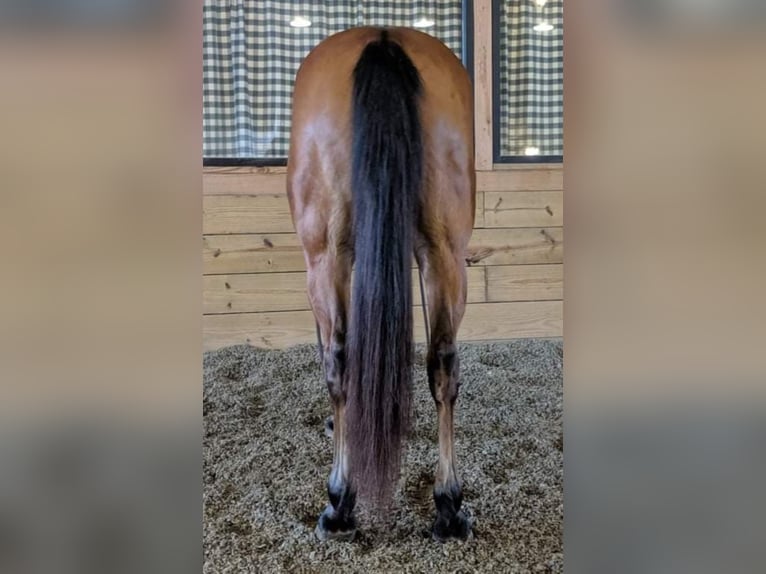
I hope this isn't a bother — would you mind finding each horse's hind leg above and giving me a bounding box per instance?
[420,246,473,542]
[306,249,357,541]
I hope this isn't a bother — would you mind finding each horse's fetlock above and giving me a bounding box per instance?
[326,481,356,518]
[434,482,463,515]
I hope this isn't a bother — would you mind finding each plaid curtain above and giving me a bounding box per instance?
[203,1,465,159]
[498,0,563,158]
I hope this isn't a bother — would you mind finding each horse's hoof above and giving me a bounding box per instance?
[315,506,356,542]
[324,416,334,439]
[432,510,473,543]
[315,523,356,542]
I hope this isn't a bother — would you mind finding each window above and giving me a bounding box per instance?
[203,1,471,165]
[495,0,563,162]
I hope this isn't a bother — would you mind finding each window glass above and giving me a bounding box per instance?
[203,1,466,161]
[497,0,563,160]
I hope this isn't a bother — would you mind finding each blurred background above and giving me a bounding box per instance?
[566,1,766,573]
[0,1,201,573]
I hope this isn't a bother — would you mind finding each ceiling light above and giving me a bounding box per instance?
[289,16,311,28]
[524,146,540,156]
[533,21,554,32]
[413,17,435,29]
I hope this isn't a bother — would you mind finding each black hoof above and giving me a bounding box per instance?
[324,416,334,439]
[432,509,473,543]
[315,505,356,542]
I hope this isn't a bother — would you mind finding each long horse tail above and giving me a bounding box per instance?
[345,30,423,504]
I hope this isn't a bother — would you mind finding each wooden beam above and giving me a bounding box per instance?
[473,0,494,170]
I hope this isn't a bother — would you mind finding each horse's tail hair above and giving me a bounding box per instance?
[345,30,423,504]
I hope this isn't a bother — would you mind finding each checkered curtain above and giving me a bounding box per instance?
[203,1,464,159]
[498,0,563,158]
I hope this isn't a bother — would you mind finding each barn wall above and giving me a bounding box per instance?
[202,164,562,350]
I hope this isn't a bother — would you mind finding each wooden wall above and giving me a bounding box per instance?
[202,165,562,350]
[202,1,562,351]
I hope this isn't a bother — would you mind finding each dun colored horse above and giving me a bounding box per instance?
[287,27,474,542]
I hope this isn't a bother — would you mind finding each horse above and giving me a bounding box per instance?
[287,27,475,543]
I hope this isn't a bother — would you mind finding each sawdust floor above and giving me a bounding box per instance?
[204,339,563,573]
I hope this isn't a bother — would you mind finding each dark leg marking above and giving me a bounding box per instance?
[428,330,472,542]
[315,333,358,542]
[432,484,472,542]
[316,481,357,541]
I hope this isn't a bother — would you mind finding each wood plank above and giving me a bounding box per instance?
[203,300,562,350]
[477,168,563,192]
[204,192,484,233]
[474,191,484,228]
[201,168,562,197]
[203,233,305,274]
[458,301,562,342]
[204,272,309,314]
[483,191,563,228]
[486,264,563,302]
[203,195,295,234]
[203,267,487,314]
[204,227,563,274]
[473,0,493,170]
[203,173,285,195]
[204,310,316,350]
[466,228,563,266]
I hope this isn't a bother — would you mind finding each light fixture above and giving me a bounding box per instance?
[533,21,554,32]
[289,16,311,28]
[413,17,435,29]
[524,146,540,156]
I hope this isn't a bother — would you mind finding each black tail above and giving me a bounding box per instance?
[345,30,423,504]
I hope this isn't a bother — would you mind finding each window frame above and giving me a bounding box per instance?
[203,0,475,167]
[491,0,562,164]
